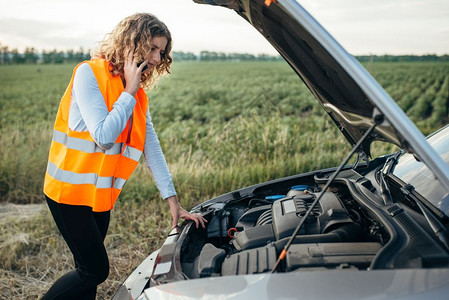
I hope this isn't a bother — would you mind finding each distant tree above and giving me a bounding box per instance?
[172,51,196,61]
[184,52,197,61]
[41,49,64,63]
[11,48,25,64]
[0,43,10,64]
[42,49,52,64]
[53,49,65,64]
[257,53,281,61]
[66,49,75,62]
[75,47,90,62]
[217,52,227,61]
[228,52,241,61]
[240,53,255,61]
[210,52,219,60]
[200,51,210,61]
[24,47,38,63]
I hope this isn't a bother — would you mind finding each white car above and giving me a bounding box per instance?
[113,0,449,299]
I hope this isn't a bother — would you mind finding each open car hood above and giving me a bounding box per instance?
[193,0,449,191]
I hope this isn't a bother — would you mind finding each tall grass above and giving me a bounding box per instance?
[0,61,447,299]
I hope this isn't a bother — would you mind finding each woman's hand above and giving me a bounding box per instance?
[123,48,148,96]
[166,196,207,229]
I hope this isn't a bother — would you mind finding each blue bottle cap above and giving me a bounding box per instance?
[291,185,309,191]
[265,195,286,200]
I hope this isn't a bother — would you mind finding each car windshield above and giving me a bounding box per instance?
[393,125,449,216]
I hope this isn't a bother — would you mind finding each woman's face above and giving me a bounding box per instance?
[142,35,168,74]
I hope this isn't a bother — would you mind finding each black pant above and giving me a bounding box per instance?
[42,195,110,300]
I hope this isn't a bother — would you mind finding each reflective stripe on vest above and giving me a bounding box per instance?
[47,161,127,189]
[52,130,142,162]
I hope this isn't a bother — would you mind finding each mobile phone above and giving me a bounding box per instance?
[137,61,148,72]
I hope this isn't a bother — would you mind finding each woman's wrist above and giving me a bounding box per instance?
[124,87,138,97]
[165,195,179,206]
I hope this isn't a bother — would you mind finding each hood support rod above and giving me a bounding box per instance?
[271,114,384,273]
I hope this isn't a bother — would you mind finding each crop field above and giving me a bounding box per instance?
[0,60,448,298]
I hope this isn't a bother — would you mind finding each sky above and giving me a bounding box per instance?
[0,0,448,55]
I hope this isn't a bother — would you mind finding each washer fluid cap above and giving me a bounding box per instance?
[265,195,286,201]
[291,185,309,191]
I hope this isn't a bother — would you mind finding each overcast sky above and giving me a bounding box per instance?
[0,0,448,55]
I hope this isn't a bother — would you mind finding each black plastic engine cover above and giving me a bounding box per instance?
[272,192,352,240]
[232,192,353,250]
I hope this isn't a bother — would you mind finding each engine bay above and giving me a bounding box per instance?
[175,168,449,280]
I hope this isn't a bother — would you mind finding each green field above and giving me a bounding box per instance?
[1,61,448,298]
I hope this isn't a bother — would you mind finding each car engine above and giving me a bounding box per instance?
[176,173,383,279]
[221,187,382,276]
[170,168,449,282]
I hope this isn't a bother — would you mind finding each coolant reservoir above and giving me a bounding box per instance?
[286,185,309,197]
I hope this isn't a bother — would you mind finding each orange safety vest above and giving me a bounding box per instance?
[43,59,148,212]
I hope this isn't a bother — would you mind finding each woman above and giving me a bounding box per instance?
[42,13,206,299]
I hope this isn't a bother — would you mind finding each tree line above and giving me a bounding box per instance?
[356,54,449,62]
[180,51,283,61]
[0,45,282,64]
[1,42,448,64]
[0,44,91,64]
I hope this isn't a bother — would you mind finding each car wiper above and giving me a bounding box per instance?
[353,150,369,169]
[401,184,449,250]
[383,150,403,174]
[271,113,385,272]
[377,150,403,205]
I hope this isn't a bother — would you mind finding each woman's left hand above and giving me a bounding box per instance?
[166,196,207,229]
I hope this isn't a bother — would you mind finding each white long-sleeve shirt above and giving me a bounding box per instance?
[68,62,176,199]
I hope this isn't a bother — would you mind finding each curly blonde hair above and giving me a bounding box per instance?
[91,13,173,88]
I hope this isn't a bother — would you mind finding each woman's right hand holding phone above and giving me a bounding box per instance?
[123,48,148,96]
